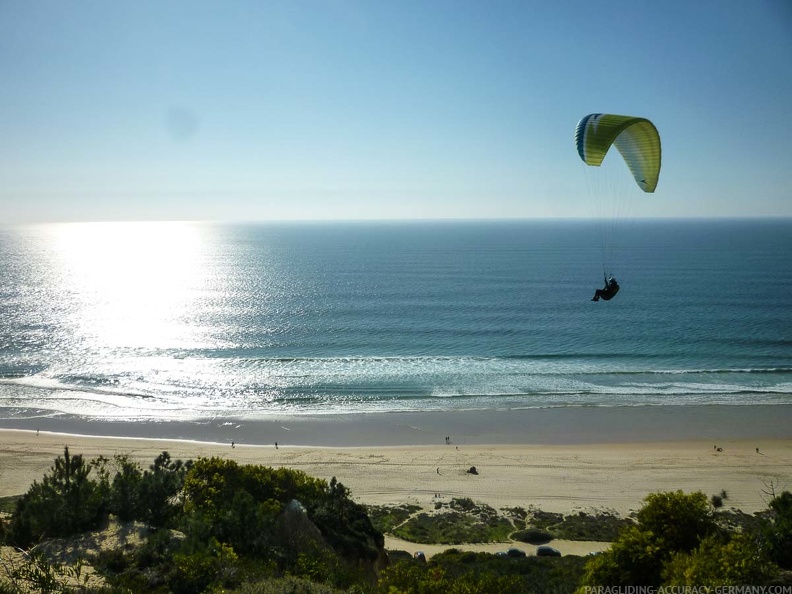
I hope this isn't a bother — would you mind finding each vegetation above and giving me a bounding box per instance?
[391,498,513,544]
[511,527,554,545]
[0,551,96,594]
[524,508,633,542]
[0,496,19,515]
[377,549,588,594]
[364,503,420,534]
[9,447,105,546]
[2,449,792,593]
[2,448,383,593]
[764,490,792,570]
[578,490,785,589]
[223,576,350,593]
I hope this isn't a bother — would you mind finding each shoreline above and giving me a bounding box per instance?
[1,404,791,448]
[1,434,790,518]
[2,404,790,520]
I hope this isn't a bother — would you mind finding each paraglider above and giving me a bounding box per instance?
[592,274,619,302]
[575,113,661,301]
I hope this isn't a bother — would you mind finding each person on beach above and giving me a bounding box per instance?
[592,274,619,302]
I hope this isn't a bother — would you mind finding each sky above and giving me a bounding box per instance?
[1,0,791,224]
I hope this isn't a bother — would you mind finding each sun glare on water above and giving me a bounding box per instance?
[48,221,213,350]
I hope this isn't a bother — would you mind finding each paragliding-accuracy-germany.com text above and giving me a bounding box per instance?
[582,587,792,594]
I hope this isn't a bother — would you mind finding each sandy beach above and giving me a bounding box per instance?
[3,406,792,513]
[2,428,789,517]
[2,406,792,559]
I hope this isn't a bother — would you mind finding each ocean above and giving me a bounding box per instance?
[1,219,791,428]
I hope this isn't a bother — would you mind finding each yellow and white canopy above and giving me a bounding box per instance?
[575,114,661,193]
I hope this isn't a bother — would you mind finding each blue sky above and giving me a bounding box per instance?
[1,0,790,223]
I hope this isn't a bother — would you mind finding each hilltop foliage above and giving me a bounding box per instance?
[2,450,791,593]
[3,448,383,593]
[578,490,785,589]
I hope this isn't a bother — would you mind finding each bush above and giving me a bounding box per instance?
[579,491,719,588]
[636,491,716,553]
[549,511,633,542]
[109,455,144,521]
[393,510,513,545]
[662,533,777,586]
[0,551,93,594]
[225,576,349,593]
[171,539,240,594]
[378,550,588,594]
[137,452,191,528]
[5,450,389,593]
[180,458,383,588]
[9,447,105,546]
[764,491,792,569]
[577,490,788,589]
[365,504,420,534]
[580,524,664,587]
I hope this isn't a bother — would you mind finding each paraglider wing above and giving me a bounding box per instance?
[575,114,661,193]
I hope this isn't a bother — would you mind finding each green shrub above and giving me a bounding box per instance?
[109,455,144,521]
[637,491,716,553]
[0,495,20,515]
[393,510,513,545]
[552,511,634,542]
[138,452,191,528]
[9,447,105,546]
[0,550,92,594]
[662,533,777,586]
[171,539,240,594]
[764,491,792,569]
[378,551,587,594]
[579,491,764,589]
[364,504,420,534]
[224,575,349,593]
[526,509,564,530]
